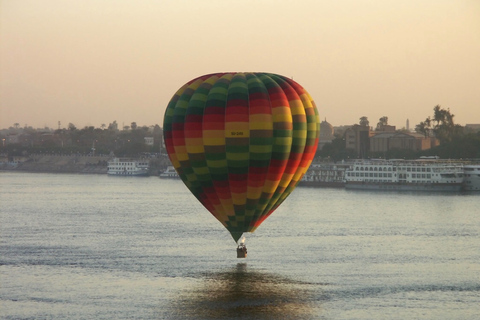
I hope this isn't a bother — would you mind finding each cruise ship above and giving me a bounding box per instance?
[159,166,179,179]
[463,164,480,191]
[344,159,464,191]
[107,158,149,176]
[299,163,349,188]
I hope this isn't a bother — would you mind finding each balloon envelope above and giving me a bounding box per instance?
[163,73,319,242]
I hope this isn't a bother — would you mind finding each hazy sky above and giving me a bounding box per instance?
[1,0,479,130]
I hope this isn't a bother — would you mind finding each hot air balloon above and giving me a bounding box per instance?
[163,73,319,255]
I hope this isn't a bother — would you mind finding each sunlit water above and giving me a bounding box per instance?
[1,172,479,319]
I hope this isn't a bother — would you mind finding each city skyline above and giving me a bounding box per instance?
[1,0,479,130]
[0,116,423,131]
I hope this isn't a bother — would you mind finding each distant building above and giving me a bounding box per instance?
[6,134,21,144]
[333,125,349,138]
[144,137,154,146]
[318,119,334,150]
[375,125,396,133]
[370,132,435,153]
[465,124,480,133]
[345,124,373,158]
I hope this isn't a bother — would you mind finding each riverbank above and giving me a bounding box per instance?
[1,155,109,174]
[0,155,171,175]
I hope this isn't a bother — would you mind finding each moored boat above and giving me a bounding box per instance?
[107,158,149,176]
[344,159,464,192]
[299,163,349,188]
[463,164,480,191]
[159,166,179,179]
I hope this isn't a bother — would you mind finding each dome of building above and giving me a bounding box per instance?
[320,119,334,139]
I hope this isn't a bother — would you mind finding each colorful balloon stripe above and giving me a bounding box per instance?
[163,72,319,242]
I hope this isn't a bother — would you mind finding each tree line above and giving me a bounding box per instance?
[316,105,480,161]
[1,121,164,157]
[2,106,480,160]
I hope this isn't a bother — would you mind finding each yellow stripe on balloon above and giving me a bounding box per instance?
[206,159,227,168]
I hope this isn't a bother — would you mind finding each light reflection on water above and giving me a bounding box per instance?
[1,172,479,319]
[168,263,325,320]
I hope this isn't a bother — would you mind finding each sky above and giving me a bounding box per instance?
[1,0,479,130]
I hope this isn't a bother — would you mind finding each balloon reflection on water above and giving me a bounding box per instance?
[168,263,326,320]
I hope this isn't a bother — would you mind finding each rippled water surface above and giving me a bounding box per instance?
[1,172,479,319]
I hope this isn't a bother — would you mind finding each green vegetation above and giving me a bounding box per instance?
[2,106,479,162]
[316,106,480,161]
[415,105,480,158]
[420,131,480,159]
[316,136,356,162]
[0,122,164,157]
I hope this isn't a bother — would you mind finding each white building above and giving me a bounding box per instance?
[144,137,154,146]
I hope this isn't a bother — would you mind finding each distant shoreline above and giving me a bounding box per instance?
[0,155,169,175]
[1,155,109,174]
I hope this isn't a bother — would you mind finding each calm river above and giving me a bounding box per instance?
[1,172,479,319]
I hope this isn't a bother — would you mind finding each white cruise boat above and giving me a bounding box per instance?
[299,163,349,188]
[344,159,464,191]
[107,158,149,176]
[463,164,480,191]
[159,166,179,179]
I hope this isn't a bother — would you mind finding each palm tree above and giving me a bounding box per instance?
[432,105,455,142]
[415,120,430,138]
[359,116,369,127]
[376,116,388,131]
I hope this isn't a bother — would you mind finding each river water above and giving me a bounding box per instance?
[1,172,479,319]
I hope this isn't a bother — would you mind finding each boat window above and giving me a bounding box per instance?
[441,173,455,178]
